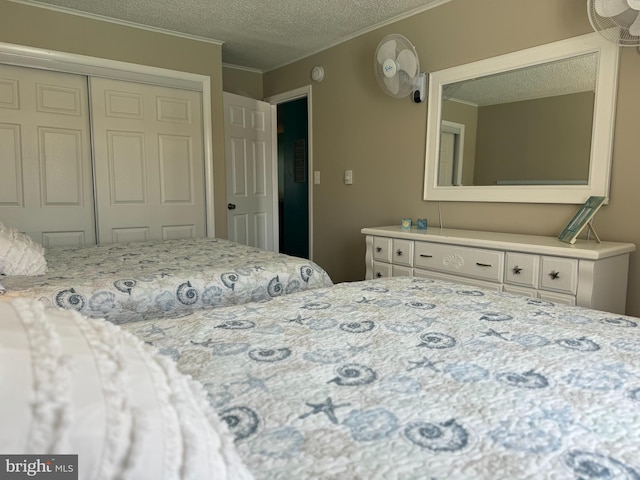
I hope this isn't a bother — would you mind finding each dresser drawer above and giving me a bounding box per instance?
[392,239,414,266]
[538,290,576,306]
[414,268,503,291]
[540,256,578,294]
[505,252,539,288]
[414,242,504,282]
[373,237,392,262]
[392,265,413,277]
[372,261,392,278]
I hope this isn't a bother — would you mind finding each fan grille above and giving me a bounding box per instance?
[588,1,640,46]
[374,34,420,98]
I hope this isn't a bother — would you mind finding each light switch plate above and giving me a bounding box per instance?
[344,169,353,185]
[314,171,320,184]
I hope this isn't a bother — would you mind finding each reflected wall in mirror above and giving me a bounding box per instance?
[441,54,596,187]
[424,33,620,204]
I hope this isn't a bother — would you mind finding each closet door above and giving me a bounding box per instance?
[90,78,205,244]
[0,64,95,246]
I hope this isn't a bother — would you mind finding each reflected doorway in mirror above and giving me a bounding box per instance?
[438,121,465,186]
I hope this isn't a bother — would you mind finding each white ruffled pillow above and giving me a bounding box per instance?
[0,299,254,480]
[0,221,47,276]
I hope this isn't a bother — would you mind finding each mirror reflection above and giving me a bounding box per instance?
[423,33,620,204]
[438,53,597,187]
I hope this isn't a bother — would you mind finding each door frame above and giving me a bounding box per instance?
[264,85,314,260]
[0,42,216,237]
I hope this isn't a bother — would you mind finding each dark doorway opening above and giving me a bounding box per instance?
[277,98,309,259]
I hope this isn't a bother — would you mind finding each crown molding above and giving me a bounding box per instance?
[7,0,225,46]
[222,63,263,74]
[263,0,452,72]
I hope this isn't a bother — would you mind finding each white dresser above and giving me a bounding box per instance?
[362,226,635,314]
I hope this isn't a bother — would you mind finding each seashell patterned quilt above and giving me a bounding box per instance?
[1,237,332,324]
[121,276,640,479]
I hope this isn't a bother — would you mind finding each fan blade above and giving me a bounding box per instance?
[384,75,400,95]
[377,39,397,65]
[595,0,630,17]
[630,11,640,35]
[396,49,418,78]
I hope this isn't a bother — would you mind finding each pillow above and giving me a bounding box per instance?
[0,298,254,480]
[0,221,47,276]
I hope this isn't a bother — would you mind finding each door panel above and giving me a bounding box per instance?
[91,77,205,243]
[223,92,275,251]
[229,136,248,196]
[232,214,249,246]
[0,124,22,205]
[108,132,147,203]
[0,64,95,246]
[39,127,84,205]
[253,212,268,248]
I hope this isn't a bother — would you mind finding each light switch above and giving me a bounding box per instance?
[314,171,320,184]
[344,169,353,185]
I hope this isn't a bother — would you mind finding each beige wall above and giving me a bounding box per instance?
[474,92,593,185]
[0,0,228,237]
[222,65,263,99]
[264,0,640,316]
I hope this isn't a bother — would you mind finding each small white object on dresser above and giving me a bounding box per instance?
[362,226,635,314]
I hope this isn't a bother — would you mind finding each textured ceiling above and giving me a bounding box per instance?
[15,0,449,71]
[445,53,598,106]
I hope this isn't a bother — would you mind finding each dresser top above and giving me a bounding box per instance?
[361,226,636,260]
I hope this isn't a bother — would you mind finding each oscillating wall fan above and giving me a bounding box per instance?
[588,0,640,46]
[374,34,427,103]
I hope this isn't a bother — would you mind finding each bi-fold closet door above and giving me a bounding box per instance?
[0,64,205,247]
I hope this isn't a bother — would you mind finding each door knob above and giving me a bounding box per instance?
[227,203,236,210]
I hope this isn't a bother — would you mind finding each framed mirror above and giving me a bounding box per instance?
[423,33,620,204]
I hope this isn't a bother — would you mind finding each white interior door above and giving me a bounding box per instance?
[90,77,205,243]
[0,64,95,246]
[223,92,276,250]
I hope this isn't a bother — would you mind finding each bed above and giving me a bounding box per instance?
[3,276,640,479]
[130,276,638,478]
[0,236,333,324]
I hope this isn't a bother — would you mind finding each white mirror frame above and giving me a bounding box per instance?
[423,33,620,204]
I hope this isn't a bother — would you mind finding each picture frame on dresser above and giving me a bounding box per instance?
[558,196,606,244]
